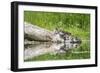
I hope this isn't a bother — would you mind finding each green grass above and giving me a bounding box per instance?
[24,11,90,61]
[25,52,90,61]
[25,53,90,61]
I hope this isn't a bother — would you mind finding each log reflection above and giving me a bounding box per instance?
[24,42,81,60]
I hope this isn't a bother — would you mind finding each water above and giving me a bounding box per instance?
[24,41,90,61]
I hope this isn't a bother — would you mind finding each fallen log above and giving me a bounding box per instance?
[24,22,63,42]
[24,22,54,42]
[24,22,81,43]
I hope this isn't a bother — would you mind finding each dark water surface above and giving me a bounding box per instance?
[24,41,90,61]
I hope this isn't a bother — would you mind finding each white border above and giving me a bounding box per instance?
[18,5,96,68]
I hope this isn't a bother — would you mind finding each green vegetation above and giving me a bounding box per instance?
[24,11,90,61]
[25,53,90,61]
